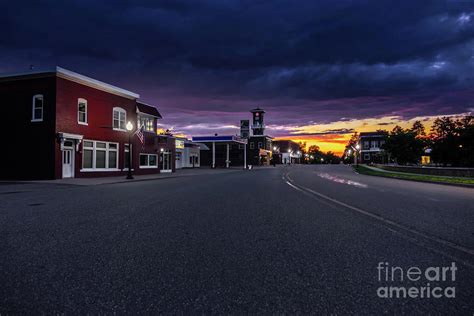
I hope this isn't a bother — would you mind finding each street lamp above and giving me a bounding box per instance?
[126,121,134,179]
[355,144,360,166]
[273,146,277,151]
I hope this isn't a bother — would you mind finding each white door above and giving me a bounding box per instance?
[62,149,74,178]
[162,151,172,173]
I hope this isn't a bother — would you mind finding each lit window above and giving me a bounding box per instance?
[137,115,155,132]
[139,154,158,168]
[113,107,126,130]
[78,98,87,124]
[32,94,43,121]
[82,140,119,170]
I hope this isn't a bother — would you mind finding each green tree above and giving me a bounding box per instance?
[342,132,358,164]
[382,122,426,165]
[430,115,474,166]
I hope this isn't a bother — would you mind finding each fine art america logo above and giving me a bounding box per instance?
[376,262,457,299]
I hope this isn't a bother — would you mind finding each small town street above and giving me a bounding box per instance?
[1,165,474,313]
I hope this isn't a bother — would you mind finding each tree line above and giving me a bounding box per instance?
[342,115,473,167]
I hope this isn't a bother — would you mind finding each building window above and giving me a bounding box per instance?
[239,144,244,149]
[364,153,371,161]
[32,94,43,122]
[258,142,263,149]
[371,140,378,148]
[139,154,158,168]
[82,140,119,170]
[363,141,370,149]
[137,115,155,132]
[78,98,87,125]
[113,107,126,130]
[250,142,255,149]
[190,156,193,164]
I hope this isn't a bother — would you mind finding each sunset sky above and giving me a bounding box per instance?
[2,1,474,155]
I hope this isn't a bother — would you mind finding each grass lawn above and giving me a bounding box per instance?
[353,165,474,187]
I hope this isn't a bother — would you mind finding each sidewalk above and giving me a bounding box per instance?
[2,166,279,186]
[362,165,466,179]
[355,164,474,187]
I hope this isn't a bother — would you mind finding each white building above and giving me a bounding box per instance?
[175,138,206,169]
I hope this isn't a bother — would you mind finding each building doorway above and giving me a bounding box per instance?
[62,148,74,178]
[161,150,172,173]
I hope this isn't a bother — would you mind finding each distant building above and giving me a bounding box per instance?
[247,108,273,165]
[192,135,247,168]
[0,67,175,179]
[272,140,302,164]
[359,131,387,164]
[175,138,204,169]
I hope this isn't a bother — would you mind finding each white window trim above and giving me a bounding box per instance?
[78,98,88,125]
[139,153,158,169]
[31,94,44,122]
[81,140,119,171]
[113,107,127,131]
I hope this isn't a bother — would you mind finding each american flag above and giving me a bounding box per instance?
[134,126,144,144]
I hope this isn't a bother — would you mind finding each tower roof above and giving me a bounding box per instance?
[250,107,265,113]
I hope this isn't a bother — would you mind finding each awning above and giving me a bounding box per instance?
[136,101,162,118]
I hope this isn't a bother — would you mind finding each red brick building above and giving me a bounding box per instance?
[0,67,175,180]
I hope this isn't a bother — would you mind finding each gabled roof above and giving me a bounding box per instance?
[0,66,140,99]
[359,131,387,138]
[136,101,162,118]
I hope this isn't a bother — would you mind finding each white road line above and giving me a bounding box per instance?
[283,173,474,268]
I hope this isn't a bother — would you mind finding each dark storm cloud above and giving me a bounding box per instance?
[289,128,355,136]
[1,0,474,135]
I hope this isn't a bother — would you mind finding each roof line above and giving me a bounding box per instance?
[56,67,139,99]
[0,66,140,99]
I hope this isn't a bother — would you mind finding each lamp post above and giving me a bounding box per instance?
[355,144,360,166]
[126,121,134,179]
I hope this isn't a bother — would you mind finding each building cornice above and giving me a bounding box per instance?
[0,66,140,100]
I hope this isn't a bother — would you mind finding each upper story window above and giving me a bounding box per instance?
[32,94,43,122]
[363,141,370,149]
[113,107,126,131]
[137,114,155,132]
[250,142,255,149]
[78,98,88,125]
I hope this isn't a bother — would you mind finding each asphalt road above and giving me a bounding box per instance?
[1,165,473,313]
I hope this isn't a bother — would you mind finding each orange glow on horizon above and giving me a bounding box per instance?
[274,113,470,156]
